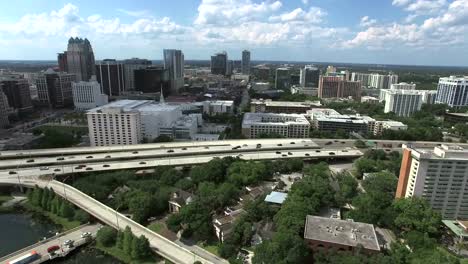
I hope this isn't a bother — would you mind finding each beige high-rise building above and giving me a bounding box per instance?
[66,37,96,82]
[318,76,361,101]
[396,145,468,219]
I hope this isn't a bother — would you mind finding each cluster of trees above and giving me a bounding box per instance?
[33,128,82,149]
[253,163,335,263]
[354,149,402,178]
[97,226,152,261]
[27,186,90,223]
[279,92,320,102]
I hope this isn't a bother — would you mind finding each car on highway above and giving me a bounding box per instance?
[315,150,321,153]
[9,171,17,175]
[86,156,93,159]
[276,151,281,154]
[305,153,310,157]
[63,240,74,247]
[26,159,34,163]
[290,142,295,144]
[47,245,60,254]
[81,232,92,238]
[139,161,146,165]
[288,152,293,155]
[167,149,174,153]
[57,157,65,161]
[182,147,187,150]
[282,154,287,157]
[105,155,111,159]
[256,144,262,148]
[277,144,282,146]
[329,152,336,155]
[86,167,93,171]
[325,141,332,145]
[39,167,49,171]
[54,169,61,172]
[103,164,110,168]
[132,151,138,154]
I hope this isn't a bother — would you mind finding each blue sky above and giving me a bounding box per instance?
[0,0,467,66]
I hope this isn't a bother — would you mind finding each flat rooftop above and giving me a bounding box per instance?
[410,145,468,160]
[88,100,180,113]
[251,99,322,107]
[242,113,310,127]
[304,215,380,251]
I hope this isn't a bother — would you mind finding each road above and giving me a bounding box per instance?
[0,224,101,264]
[0,178,226,264]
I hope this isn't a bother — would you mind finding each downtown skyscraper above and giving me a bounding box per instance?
[163,49,184,95]
[66,37,96,82]
[242,50,250,75]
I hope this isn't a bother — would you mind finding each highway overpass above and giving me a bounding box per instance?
[0,178,226,264]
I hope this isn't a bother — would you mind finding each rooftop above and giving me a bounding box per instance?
[87,100,180,113]
[304,215,380,251]
[308,108,375,124]
[410,145,468,160]
[242,112,310,127]
[264,192,288,204]
[251,99,322,107]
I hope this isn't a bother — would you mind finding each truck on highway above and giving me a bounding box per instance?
[7,251,41,264]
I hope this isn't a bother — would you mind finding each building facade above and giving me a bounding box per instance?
[66,37,95,81]
[35,69,76,108]
[0,90,10,128]
[123,58,152,92]
[275,68,290,90]
[72,80,108,110]
[318,76,362,101]
[250,99,321,114]
[0,75,33,115]
[396,145,468,219]
[381,89,423,117]
[241,50,251,75]
[57,52,68,72]
[436,76,468,108]
[351,73,398,89]
[96,59,125,97]
[391,82,416,90]
[211,52,228,76]
[308,108,374,135]
[300,65,320,88]
[134,67,170,94]
[164,49,185,95]
[242,112,310,138]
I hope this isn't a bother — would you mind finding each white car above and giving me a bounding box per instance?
[81,232,92,238]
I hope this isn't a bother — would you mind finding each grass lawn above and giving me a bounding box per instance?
[39,125,88,134]
[198,241,221,256]
[0,195,13,204]
[148,222,165,233]
[95,244,159,264]
[22,202,81,230]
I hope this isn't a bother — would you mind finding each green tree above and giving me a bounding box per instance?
[123,226,134,255]
[393,198,442,235]
[60,201,75,219]
[131,235,151,259]
[354,140,368,148]
[116,231,124,249]
[96,226,117,247]
[74,209,90,223]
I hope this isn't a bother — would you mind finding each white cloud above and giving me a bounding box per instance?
[302,0,309,4]
[343,0,468,50]
[269,7,326,23]
[392,0,412,6]
[194,0,282,26]
[360,16,377,27]
[116,9,151,18]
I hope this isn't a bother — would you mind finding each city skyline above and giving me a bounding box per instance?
[0,0,467,66]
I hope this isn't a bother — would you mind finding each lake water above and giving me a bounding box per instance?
[0,212,121,263]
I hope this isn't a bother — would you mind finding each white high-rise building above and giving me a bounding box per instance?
[164,49,185,94]
[241,112,310,138]
[72,80,108,110]
[352,73,398,89]
[396,145,468,219]
[381,89,437,117]
[381,89,423,117]
[87,99,201,146]
[436,76,468,108]
[241,50,250,75]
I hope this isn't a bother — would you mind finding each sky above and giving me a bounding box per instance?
[0,0,468,66]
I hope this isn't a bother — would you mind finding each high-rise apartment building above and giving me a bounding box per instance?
[275,68,291,90]
[35,69,76,108]
[318,76,362,101]
[123,58,152,92]
[253,66,271,81]
[211,52,228,76]
[396,145,468,219]
[66,37,95,81]
[0,75,33,115]
[57,52,68,72]
[72,80,108,110]
[351,73,398,89]
[241,50,251,75]
[436,76,468,108]
[242,112,310,139]
[163,49,184,95]
[134,67,170,94]
[96,59,125,97]
[300,65,320,88]
[381,89,437,117]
